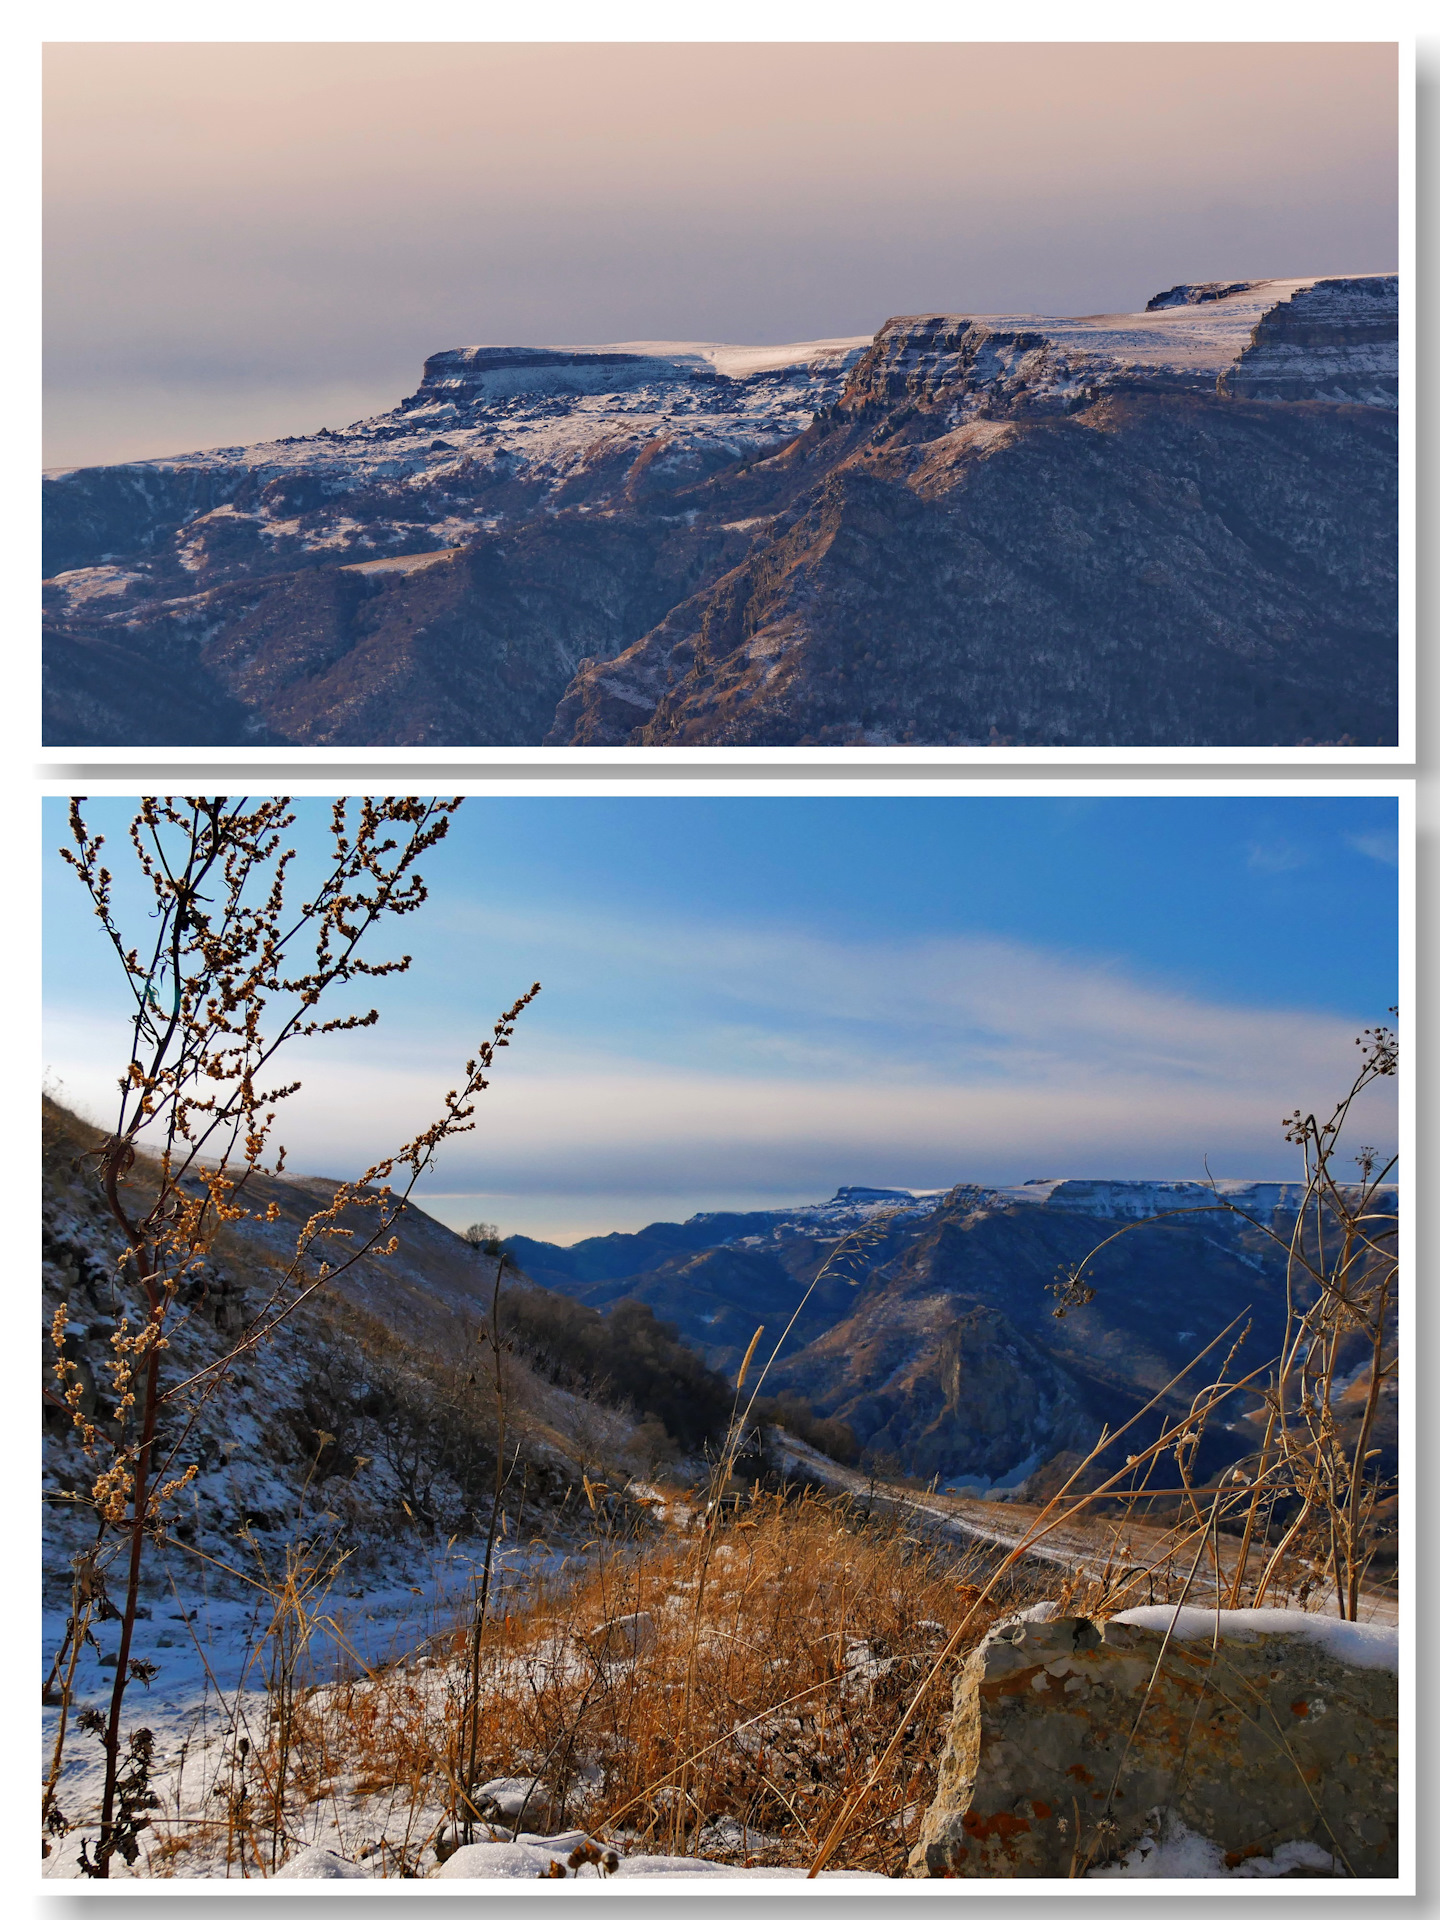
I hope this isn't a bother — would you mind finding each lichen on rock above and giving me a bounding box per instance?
[908,1607,1398,1879]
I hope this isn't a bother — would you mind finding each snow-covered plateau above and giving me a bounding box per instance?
[693,1174,1397,1239]
[43,273,1399,750]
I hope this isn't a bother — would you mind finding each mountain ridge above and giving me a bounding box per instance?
[504,1175,1397,1495]
[43,274,1398,748]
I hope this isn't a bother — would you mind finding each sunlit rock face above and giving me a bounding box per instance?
[909,1609,1399,1879]
[841,275,1398,415]
[42,277,1397,748]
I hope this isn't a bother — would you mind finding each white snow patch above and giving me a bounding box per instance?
[433,1828,888,1879]
[344,548,456,575]
[1111,1605,1398,1672]
[47,565,145,606]
[274,1846,370,1879]
[1090,1815,1336,1879]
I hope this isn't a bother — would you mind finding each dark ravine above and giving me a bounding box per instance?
[44,275,1397,749]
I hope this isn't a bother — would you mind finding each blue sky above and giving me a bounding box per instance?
[43,794,1400,1242]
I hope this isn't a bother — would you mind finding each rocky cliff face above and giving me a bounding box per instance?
[554,392,1396,747]
[43,277,1396,748]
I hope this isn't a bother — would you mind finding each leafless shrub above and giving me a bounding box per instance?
[44,795,539,1873]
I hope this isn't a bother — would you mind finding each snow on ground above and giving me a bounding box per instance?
[47,565,147,607]
[1091,1816,1336,1879]
[945,279,1332,374]
[58,340,867,493]
[43,1525,897,1883]
[869,275,1396,413]
[989,1175,1396,1221]
[688,1176,1396,1252]
[41,1538,570,1879]
[276,1828,889,1881]
[1111,1605,1399,1672]
[432,1831,889,1881]
[344,548,457,575]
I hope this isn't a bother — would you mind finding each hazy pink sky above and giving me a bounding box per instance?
[44,42,1399,467]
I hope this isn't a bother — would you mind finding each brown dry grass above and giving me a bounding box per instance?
[165,1487,1052,1878]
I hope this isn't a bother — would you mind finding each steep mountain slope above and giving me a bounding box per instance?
[506,1175,1397,1495]
[556,394,1395,748]
[42,340,864,746]
[40,1100,723,1594]
[43,276,1397,748]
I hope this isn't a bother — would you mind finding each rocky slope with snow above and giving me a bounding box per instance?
[40,1099,701,1604]
[43,275,1396,747]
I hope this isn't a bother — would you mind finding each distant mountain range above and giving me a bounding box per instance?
[43,274,1398,748]
[44,1075,1397,1519]
[507,1175,1399,1497]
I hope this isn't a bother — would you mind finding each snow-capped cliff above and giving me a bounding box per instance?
[42,274,1399,750]
[43,333,869,578]
[843,276,1397,418]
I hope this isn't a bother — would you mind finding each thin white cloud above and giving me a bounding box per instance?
[45,903,1393,1220]
[443,902,1365,1092]
[1346,830,1400,868]
[1245,840,1310,874]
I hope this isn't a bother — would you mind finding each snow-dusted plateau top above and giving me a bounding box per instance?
[689,1174,1397,1249]
[43,335,873,491]
[41,272,1398,681]
[44,273,1396,496]
[856,274,1397,416]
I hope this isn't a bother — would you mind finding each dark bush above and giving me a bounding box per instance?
[751,1391,859,1466]
[498,1281,732,1451]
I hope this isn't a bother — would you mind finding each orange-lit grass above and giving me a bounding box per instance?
[220,1487,1042,1877]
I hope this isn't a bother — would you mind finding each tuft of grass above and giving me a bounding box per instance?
[145,1488,1047,1877]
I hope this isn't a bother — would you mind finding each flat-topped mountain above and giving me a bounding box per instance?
[43,276,1397,748]
[847,276,1397,412]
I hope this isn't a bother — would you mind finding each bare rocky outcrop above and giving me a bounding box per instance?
[908,1607,1399,1879]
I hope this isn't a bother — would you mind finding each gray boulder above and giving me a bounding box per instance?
[909,1606,1398,1879]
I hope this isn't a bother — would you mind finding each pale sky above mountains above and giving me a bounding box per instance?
[43,795,1401,1243]
[44,41,1399,467]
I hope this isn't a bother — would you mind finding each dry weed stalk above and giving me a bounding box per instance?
[46,795,540,1874]
[659,1209,899,1855]
[808,1018,1398,1874]
[1049,1013,1398,1619]
[455,1247,520,1845]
